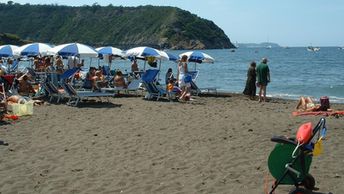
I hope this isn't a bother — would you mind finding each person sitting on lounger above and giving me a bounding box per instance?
[17,74,35,95]
[95,69,108,88]
[84,67,99,91]
[114,70,127,88]
[296,96,321,112]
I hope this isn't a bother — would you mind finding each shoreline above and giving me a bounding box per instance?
[1,94,344,193]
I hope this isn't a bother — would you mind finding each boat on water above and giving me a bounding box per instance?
[307,46,320,52]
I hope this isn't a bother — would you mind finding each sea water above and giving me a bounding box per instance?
[169,47,344,103]
[17,47,344,103]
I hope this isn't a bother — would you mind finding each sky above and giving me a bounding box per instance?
[2,0,344,47]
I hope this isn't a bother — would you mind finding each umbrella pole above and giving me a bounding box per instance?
[157,59,162,81]
[144,60,146,71]
[90,58,92,67]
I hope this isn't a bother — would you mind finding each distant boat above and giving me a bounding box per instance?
[307,46,320,52]
[266,45,272,49]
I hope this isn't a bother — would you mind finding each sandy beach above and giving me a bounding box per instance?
[1,94,344,194]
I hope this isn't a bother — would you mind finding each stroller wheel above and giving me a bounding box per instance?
[289,187,311,194]
[303,174,315,190]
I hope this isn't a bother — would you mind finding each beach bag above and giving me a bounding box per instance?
[296,122,313,144]
[184,74,192,83]
[8,101,34,116]
[320,96,330,111]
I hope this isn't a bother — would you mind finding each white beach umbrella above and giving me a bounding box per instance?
[96,46,124,57]
[125,46,169,60]
[0,45,19,57]
[125,46,178,80]
[48,43,98,58]
[15,42,52,57]
[179,51,215,64]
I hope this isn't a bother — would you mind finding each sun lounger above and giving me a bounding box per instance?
[141,69,172,100]
[61,82,115,106]
[187,70,217,95]
[100,79,142,95]
[42,82,66,103]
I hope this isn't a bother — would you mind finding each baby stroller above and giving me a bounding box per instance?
[267,118,327,194]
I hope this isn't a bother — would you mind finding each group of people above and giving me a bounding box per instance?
[82,67,130,91]
[243,58,328,112]
[165,55,192,101]
[243,58,270,102]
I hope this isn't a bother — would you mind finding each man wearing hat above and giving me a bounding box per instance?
[256,58,270,102]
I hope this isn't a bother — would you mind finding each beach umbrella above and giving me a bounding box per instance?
[179,51,215,64]
[125,46,177,64]
[48,43,98,58]
[159,50,178,62]
[124,46,166,60]
[125,46,177,80]
[15,42,52,57]
[0,45,19,57]
[96,46,124,57]
[96,46,124,70]
[125,46,177,60]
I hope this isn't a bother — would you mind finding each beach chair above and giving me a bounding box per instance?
[10,59,19,73]
[61,81,115,106]
[267,118,327,194]
[42,81,66,103]
[187,70,217,95]
[0,83,7,120]
[101,79,142,95]
[141,69,169,100]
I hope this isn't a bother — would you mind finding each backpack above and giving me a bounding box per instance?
[319,96,330,111]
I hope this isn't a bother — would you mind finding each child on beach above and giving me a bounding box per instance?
[166,79,181,100]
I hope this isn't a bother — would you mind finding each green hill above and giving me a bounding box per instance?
[0,3,235,49]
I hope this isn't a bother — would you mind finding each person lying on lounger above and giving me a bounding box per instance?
[296,96,321,112]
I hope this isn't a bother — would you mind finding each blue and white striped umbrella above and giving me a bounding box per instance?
[15,42,52,57]
[125,46,177,61]
[48,43,98,58]
[159,50,178,62]
[0,45,19,57]
[96,46,124,57]
[179,51,215,63]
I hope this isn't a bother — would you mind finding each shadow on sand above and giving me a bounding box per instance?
[76,101,122,109]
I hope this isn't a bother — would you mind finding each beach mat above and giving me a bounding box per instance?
[292,111,344,117]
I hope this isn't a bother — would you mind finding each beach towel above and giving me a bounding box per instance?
[292,111,344,117]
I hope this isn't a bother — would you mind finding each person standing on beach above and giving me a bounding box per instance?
[177,55,190,101]
[243,61,257,100]
[256,58,270,102]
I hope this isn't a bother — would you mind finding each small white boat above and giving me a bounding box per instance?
[307,46,320,52]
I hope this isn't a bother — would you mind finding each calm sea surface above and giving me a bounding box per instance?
[18,47,344,103]
[169,47,344,103]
